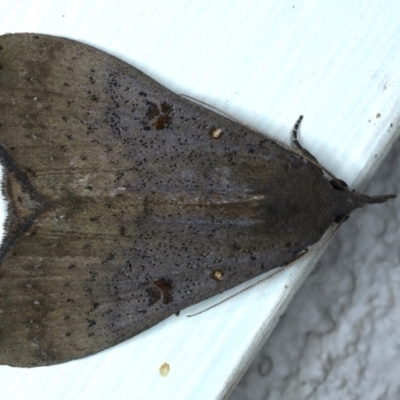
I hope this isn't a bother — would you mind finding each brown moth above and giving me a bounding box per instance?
[0,33,395,367]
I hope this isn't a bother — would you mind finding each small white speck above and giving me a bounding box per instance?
[210,128,223,139]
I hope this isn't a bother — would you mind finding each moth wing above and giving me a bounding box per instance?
[0,34,328,366]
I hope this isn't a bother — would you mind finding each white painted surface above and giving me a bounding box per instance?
[0,1,399,399]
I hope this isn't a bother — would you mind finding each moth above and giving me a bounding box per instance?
[0,33,395,367]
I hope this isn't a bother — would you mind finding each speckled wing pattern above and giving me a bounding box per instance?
[0,34,353,366]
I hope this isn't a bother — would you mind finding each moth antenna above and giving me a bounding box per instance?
[291,116,362,190]
[186,267,284,317]
[180,94,251,126]
[292,115,321,165]
[181,97,314,161]
[187,224,341,318]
